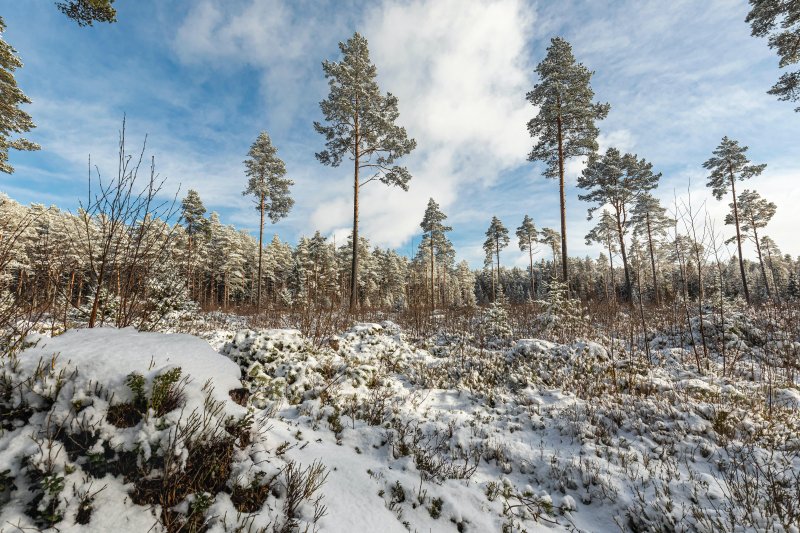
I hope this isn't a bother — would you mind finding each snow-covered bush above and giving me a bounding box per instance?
[0,328,328,532]
[534,280,587,341]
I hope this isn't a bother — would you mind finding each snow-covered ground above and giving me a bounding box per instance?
[1,321,799,532]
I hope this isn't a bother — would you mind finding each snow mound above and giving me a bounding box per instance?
[21,327,243,412]
[0,328,328,532]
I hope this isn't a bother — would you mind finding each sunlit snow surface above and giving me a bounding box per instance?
[1,323,798,532]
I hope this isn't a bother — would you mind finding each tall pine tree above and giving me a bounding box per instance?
[0,17,40,175]
[314,32,416,312]
[630,193,673,304]
[180,189,207,297]
[516,215,539,299]
[419,198,452,311]
[703,136,766,305]
[728,189,776,298]
[483,216,510,301]
[578,148,661,300]
[527,37,609,284]
[746,0,800,110]
[586,209,620,300]
[243,131,294,314]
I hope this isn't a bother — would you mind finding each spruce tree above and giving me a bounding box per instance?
[578,148,661,300]
[746,0,800,110]
[727,189,776,298]
[703,136,766,305]
[419,198,452,311]
[527,37,609,284]
[515,215,539,299]
[0,17,40,175]
[483,216,509,301]
[314,32,416,312]
[631,193,673,304]
[243,131,294,314]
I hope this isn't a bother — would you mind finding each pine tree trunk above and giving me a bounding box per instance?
[495,240,501,299]
[349,110,360,314]
[490,263,495,301]
[606,235,617,303]
[528,240,535,299]
[257,194,265,314]
[556,114,569,284]
[728,167,750,304]
[186,222,193,294]
[752,225,771,297]
[646,212,659,305]
[615,212,632,301]
[430,232,435,311]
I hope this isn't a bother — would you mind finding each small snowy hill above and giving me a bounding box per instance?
[1,324,799,532]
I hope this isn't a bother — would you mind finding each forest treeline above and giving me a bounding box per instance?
[0,1,799,342]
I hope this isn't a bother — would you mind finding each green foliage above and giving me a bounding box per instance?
[516,215,538,252]
[56,0,117,26]
[746,0,800,110]
[0,17,40,174]
[703,137,766,201]
[125,371,146,409]
[315,32,416,188]
[242,131,294,223]
[150,367,183,416]
[428,496,444,519]
[527,36,609,176]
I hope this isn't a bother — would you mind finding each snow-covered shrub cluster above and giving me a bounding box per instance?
[216,321,800,532]
[1,317,798,532]
[0,329,328,532]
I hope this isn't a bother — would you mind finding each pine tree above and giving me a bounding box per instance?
[314,32,416,312]
[787,271,800,300]
[746,0,800,110]
[585,209,619,301]
[527,37,609,284]
[516,215,539,299]
[419,198,452,310]
[630,193,673,304]
[703,136,766,305]
[483,216,509,301]
[243,131,294,314]
[759,235,785,297]
[56,0,117,26]
[578,148,661,300]
[180,189,206,297]
[0,17,40,175]
[728,189,776,298]
[539,227,561,280]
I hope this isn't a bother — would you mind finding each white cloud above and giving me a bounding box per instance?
[315,0,537,248]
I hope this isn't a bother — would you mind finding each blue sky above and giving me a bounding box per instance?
[2,0,798,268]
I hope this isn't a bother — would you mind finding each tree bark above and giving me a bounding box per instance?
[606,234,617,304]
[615,212,632,301]
[645,212,660,305]
[430,231,435,311]
[728,167,750,304]
[349,108,360,313]
[752,225,771,297]
[495,239,501,299]
[256,193,265,314]
[556,114,569,284]
[528,239,535,299]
